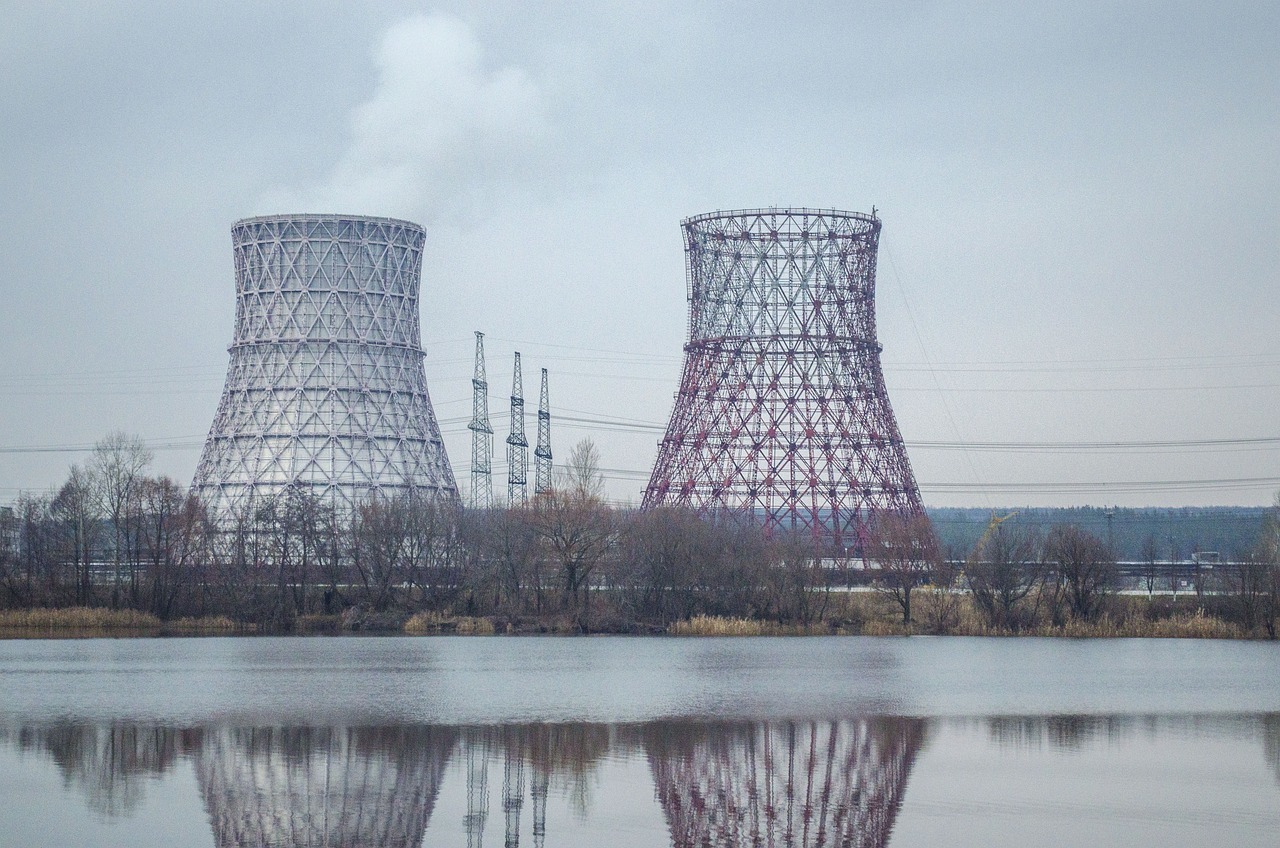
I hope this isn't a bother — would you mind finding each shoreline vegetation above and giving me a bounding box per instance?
[3,433,1278,642]
[0,607,248,636]
[0,594,1260,640]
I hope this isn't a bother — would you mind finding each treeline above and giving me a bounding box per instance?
[943,517,1280,637]
[930,506,1268,562]
[0,436,827,632]
[1,433,1278,637]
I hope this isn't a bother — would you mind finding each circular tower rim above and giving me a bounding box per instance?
[681,207,880,229]
[233,212,425,232]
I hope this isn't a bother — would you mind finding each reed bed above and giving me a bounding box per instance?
[0,607,161,630]
[668,615,824,636]
[165,615,246,633]
[404,612,496,635]
[666,594,1264,639]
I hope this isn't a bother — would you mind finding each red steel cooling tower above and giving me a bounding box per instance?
[642,208,924,553]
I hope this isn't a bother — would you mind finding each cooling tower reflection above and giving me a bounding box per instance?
[6,714,1277,847]
[193,725,456,848]
[638,718,926,848]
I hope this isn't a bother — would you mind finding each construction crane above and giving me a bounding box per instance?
[967,511,1018,564]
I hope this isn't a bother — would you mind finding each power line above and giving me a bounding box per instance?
[7,428,1280,456]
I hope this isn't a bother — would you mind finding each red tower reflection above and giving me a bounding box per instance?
[644,718,925,848]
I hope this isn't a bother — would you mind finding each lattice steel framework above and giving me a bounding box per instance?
[534,367,553,495]
[193,215,458,517]
[195,726,455,848]
[643,208,924,554]
[645,718,925,848]
[469,331,495,509]
[507,353,528,507]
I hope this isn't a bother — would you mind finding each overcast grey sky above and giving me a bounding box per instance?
[1,1,1277,507]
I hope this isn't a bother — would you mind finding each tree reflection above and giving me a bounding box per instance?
[10,723,182,816]
[637,718,926,848]
[985,714,1140,750]
[1265,714,1280,786]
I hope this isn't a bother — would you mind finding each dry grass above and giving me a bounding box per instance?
[1051,610,1246,639]
[166,615,246,633]
[0,608,255,634]
[404,612,497,635]
[0,607,161,630]
[668,615,824,636]
[666,593,1263,640]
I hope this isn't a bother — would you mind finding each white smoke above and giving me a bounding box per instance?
[262,13,550,220]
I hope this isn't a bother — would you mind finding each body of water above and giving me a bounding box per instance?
[1,636,1277,846]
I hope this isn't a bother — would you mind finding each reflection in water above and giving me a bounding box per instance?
[7,723,183,816]
[640,719,926,848]
[984,712,1280,773]
[194,725,456,848]
[454,723,615,847]
[985,714,1142,750]
[6,714,1279,846]
[1266,714,1280,786]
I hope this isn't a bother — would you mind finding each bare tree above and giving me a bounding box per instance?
[560,439,605,501]
[1044,524,1115,622]
[921,550,963,634]
[137,478,211,619]
[615,507,696,627]
[866,512,941,627]
[252,486,328,626]
[465,506,542,616]
[529,438,614,630]
[88,432,153,608]
[1168,538,1182,598]
[1140,533,1160,596]
[211,499,270,624]
[1218,551,1271,634]
[0,503,24,606]
[351,492,410,613]
[1255,496,1280,639]
[760,533,831,627]
[51,465,101,605]
[965,524,1042,631]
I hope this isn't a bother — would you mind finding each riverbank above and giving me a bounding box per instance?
[1,594,1273,639]
[0,608,252,637]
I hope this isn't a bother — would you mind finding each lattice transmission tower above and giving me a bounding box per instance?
[642,208,923,554]
[192,214,458,518]
[468,331,494,509]
[506,353,528,506]
[534,368,553,495]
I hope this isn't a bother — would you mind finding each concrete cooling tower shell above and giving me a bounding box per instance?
[192,214,458,517]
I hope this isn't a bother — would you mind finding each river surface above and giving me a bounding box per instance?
[0,636,1277,847]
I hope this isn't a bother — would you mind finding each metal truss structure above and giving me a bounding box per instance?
[468,331,495,509]
[506,352,528,506]
[196,726,455,848]
[645,718,926,848]
[643,208,924,554]
[192,215,458,518]
[534,367,553,495]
